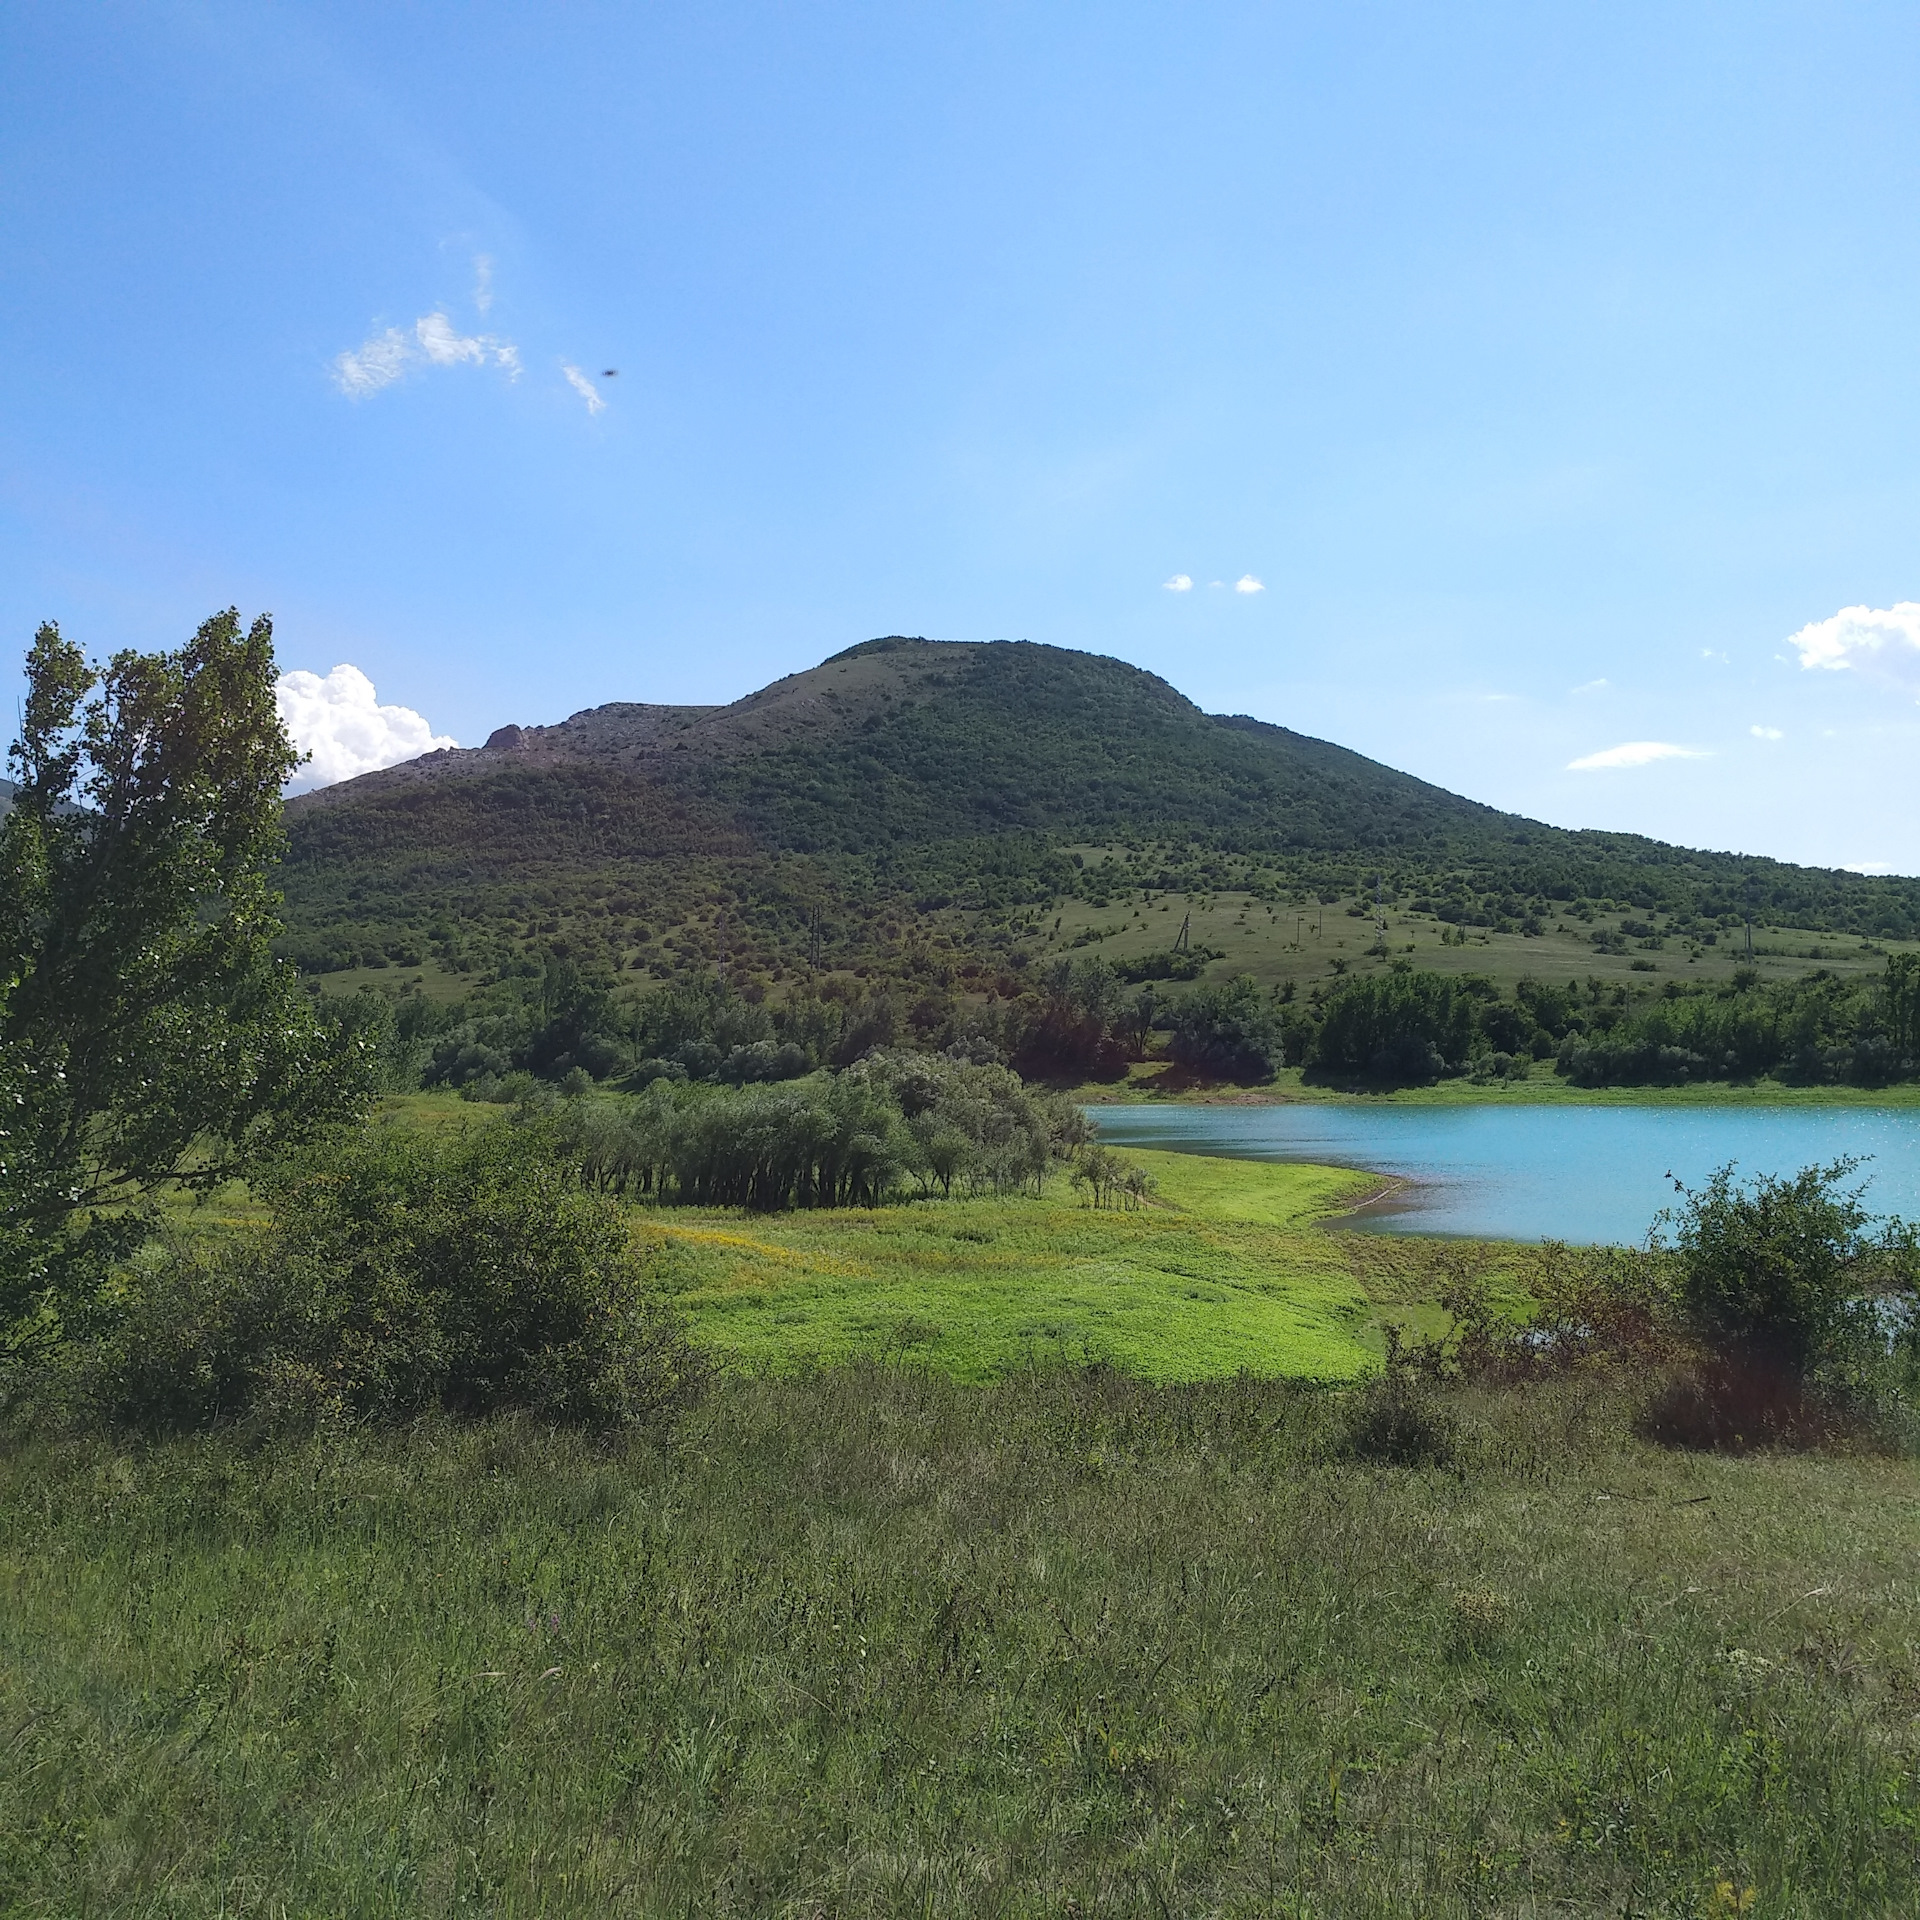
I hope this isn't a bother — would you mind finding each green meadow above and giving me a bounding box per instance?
[1046,884,1919,1000]
[8,1112,1920,1914]
[649,1149,1388,1384]
[8,1368,1920,1916]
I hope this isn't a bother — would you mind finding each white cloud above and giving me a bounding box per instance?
[332,327,414,397]
[1234,574,1265,594]
[1162,573,1192,592]
[1701,648,1729,664]
[562,364,606,415]
[1566,740,1709,772]
[1788,601,1920,691]
[276,664,457,793]
[1572,677,1609,694]
[331,312,520,398]
[473,254,494,315]
[1845,861,1898,874]
[1750,725,1784,740]
[415,311,520,375]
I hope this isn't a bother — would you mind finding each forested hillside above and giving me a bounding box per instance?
[279,635,1920,990]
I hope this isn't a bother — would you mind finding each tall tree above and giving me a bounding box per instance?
[0,610,374,1318]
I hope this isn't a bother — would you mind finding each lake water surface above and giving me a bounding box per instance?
[1087,1102,1920,1244]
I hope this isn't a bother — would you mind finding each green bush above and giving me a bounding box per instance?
[1656,1160,1915,1379]
[75,1121,705,1433]
[1648,1158,1920,1442]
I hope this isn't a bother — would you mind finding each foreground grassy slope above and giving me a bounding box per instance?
[653,1149,1383,1382]
[5,1372,1919,1915]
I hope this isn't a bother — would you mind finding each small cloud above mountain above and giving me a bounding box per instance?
[1789,601,1920,691]
[276,664,457,792]
[1567,740,1708,772]
[562,365,606,415]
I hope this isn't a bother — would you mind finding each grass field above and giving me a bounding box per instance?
[1045,884,1919,999]
[10,1106,1920,1913]
[6,1369,1920,1915]
[164,1109,1486,1381]
[651,1150,1394,1383]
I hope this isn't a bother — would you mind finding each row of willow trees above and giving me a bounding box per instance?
[551,1049,1089,1210]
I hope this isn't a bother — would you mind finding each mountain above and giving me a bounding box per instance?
[278,636,1920,982]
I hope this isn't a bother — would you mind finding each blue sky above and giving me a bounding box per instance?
[5,2,1920,868]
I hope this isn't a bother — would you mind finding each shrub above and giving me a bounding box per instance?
[1068,1144,1153,1210]
[1646,1158,1920,1444]
[1335,1339,1457,1466]
[1416,1243,1683,1385]
[1656,1159,1916,1383]
[75,1120,705,1433]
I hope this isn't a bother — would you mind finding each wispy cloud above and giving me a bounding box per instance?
[1750,725,1784,740]
[473,255,494,315]
[1567,740,1709,772]
[276,664,457,793]
[332,327,414,397]
[1572,677,1609,694]
[562,364,606,415]
[1789,601,1920,692]
[415,311,519,374]
[1162,573,1192,592]
[1234,574,1265,595]
[331,312,520,398]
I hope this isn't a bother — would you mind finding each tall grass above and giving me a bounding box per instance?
[3,1366,1918,1915]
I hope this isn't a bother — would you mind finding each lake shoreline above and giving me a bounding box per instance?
[1076,1065,1920,1110]
[1088,1100,1920,1243]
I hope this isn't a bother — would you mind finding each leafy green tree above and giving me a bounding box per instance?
[1168,976,1284,1081]
[1888,953,1920,1060]
[0,611,375,1321]
[1310,969,1479,1084]
[1655,1158,1918,1387]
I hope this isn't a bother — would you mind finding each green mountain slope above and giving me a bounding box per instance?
[279,636,1920,984]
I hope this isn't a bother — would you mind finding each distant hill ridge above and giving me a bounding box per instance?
[293,636,1509,850]
[278,636,1920,978]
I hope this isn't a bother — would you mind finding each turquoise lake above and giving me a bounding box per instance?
[1086,1103,1920,1244]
